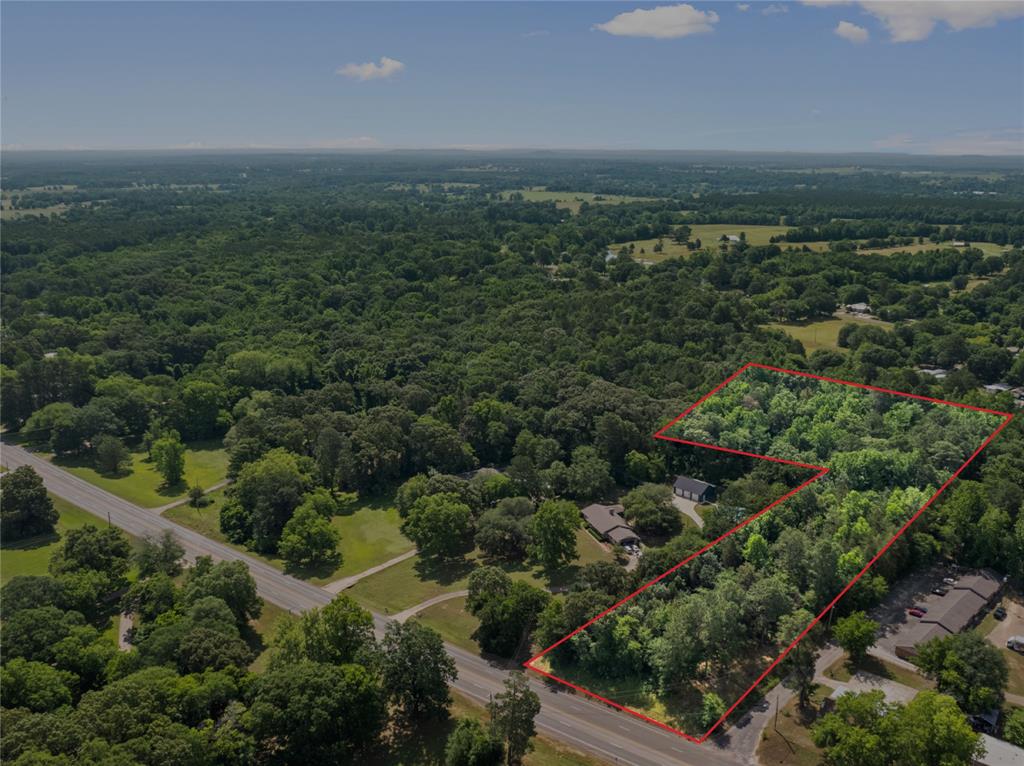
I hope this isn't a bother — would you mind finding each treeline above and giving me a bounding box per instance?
[0,482,544,766]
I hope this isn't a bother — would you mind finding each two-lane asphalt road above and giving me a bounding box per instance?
[2,443,747,766]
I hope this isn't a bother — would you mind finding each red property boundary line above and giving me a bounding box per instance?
[523,362,1014,744]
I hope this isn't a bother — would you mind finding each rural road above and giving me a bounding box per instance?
[2,443,749,766]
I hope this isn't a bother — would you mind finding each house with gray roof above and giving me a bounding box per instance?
[673,475,716,503]
[580,503,639,547]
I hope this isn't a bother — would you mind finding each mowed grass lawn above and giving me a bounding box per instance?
[165,491,411,585]
[501,188,659,213]
[1,496,111,584]
[765,315,893,354]
[858,241,1007,257]
[612,224,832,264]
[1001,647,1024,696]
[349,527,613,614]
[246,600,297,673]
[414,596,481,654]
[823,652,934,692]
[55,439,228,508]
[757,684,834,766]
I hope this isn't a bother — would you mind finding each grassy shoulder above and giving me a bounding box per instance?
[165,490,413,585]
[757,684,834,766]
[348,527,613,615]
[414,597,481,654]
[54,439,227,508]
[246,601,297,673]
[1,495,109,584]
[1,495,140,646]
[366,689,607,766]
[999,647,1024,697]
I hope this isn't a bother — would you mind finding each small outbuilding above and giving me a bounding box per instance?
[673,476,716,503]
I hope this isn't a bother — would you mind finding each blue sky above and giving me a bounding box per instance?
[2,1,1022,154]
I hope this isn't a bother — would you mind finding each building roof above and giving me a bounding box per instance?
[895,622,951,654]
[580,504,629,536]
[606,526,639,545]
[673,475,715,496]
[921,591,987,635]
[846,302,871,312]
[977,734,1024,766]
[954,571,1001,600]
[983,383,1012,393]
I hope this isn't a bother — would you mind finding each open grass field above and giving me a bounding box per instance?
[165,490,412,585]
[857,241,1007,257]
[686,223,792,246]
[329,497,413,579]
[0,203,70,220]
[501,187,658,213]
[756,684,834,766]
[55,439,228,508]
[613,224,832,264]
[765,315,893,354]
[414,596,481,654]
[1,495,111,584]
[348,527,613,614]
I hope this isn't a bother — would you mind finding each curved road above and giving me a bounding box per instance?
[2,443,747,766]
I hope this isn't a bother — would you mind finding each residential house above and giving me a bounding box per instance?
[580,503,639,547]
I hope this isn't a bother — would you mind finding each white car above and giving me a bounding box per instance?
[1007,636,1024,654]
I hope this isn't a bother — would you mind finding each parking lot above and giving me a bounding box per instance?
[872,562,981,658]
[986,593,1024,648]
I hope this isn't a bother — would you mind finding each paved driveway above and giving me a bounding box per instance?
[986,593,1024,647]
[671,495,705,529]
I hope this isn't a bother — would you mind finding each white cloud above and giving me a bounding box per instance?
[522,29,550,38]
[594,4,719,39]
[336,56,405,81]
[804,1,1024,42]
[736,3,751,11]
[862,1,1024,42]
[762,4,789,15]
[834,20,870,42]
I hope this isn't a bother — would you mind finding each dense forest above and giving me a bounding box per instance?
[2,151,1023,765]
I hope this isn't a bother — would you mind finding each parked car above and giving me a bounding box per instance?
[913,605,928,613]
[942,577,957,586]
[932,587,949,596]
[1007,636,1024,654]
[907,608,926,618]
[994,606,1007,620]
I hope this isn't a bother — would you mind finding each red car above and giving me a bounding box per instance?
[907,608,926,618]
